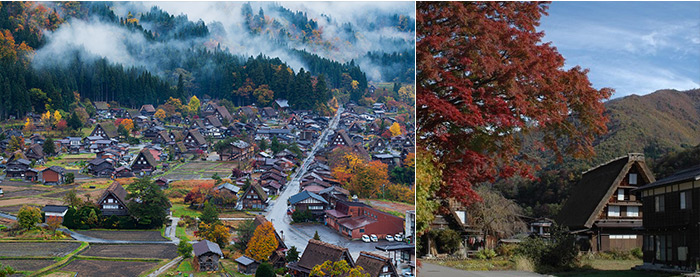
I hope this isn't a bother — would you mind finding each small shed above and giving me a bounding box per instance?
[193,240,223,272]
[42,205,69,223]
[234,255,259,274]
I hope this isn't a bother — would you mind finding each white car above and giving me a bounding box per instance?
[362,235,371,243]
[370,234,378,242]
[394,234,403,242]
[386,235,394,242]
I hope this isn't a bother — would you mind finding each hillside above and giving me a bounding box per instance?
[595,89,700,162]
[0,2,415,118]
[497,88,700,218]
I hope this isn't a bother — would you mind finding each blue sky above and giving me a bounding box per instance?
[539,2,700,99]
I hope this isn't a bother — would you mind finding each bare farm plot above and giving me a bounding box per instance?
[60,259,158,277]
[0,198,64,208]
[0,242,81,257]
[42,190,86,199]
[362,199,414,215]
[82,244,177,259]
[0,205,27,214]
[3,189,50,198]
[161,161,235,180]
[74,230,168,241]
[0,259,55,271]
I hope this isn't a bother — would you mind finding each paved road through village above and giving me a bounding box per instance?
[265,106,388,259]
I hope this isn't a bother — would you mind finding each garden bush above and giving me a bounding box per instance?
[516,225,579,273]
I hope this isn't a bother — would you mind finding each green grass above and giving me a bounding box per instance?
[171,203,201,218]
[176,260,193,272]
[433,258,515,271]
[176,225,189,242]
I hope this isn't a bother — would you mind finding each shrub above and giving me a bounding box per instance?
[630,247,643,259]
[255,262,274,277]
[475,248,497,260]
[291,210,314,223]
[516,225,579,273]
[178,240,193,258]
[65,173,75,184]
[496,243,518,258]
[430,228,461,254]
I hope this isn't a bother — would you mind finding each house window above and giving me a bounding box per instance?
[680,191,691,209]
[617,189,625,201]
[309,206,324,210]
[360,229,364,233]
[610,235,637,239]
[382,266,389,272]
[455,211,467,225]
[626,206,639,217]
[655,195,665,212]
[607,205,620,217]
[644,235,653,251]
[629,173,637,185]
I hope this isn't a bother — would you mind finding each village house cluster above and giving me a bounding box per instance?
[0,93,416,276]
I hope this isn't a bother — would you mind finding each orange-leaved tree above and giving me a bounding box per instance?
[245,221,278,261]
[154,109,166,121]
[119,118,134,132]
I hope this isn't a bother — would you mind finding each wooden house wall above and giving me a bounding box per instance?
[640,181,700,270]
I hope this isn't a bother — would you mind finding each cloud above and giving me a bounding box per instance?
[539,2,700,97]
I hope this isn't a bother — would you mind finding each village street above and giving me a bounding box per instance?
[263,106,390,258]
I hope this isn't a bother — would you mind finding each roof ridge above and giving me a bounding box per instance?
[581,153,644,175]
[309,239,347,251]
[359,251,389,261]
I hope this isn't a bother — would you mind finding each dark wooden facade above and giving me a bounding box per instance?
[193,240,223,272]
[240,184,268,210]
[557,153,654,252]
[97,182,129,216]
[636,166,700,271]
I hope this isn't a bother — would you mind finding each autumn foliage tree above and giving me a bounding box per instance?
[389,122,402,137]
[196,222,230,249]
[332,151,392,199]
[417,2,612,205]
[154,108,166,121]
[310,260,368,277]
[245,221,278,261]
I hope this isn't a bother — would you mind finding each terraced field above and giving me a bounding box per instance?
[82,244,177,259]
[0,242,81,257]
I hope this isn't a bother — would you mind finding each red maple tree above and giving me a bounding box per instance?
[417,2,612,204]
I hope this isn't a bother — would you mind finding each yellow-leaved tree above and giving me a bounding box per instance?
[154,108,166,121]
[245,221,278,261]
[389,122,401,137]
[197,222,230,248]
[310,260,368,277]
[52,110,62,126]
[41,111,52,127]
[188,95,200,115]
[23,118,34,132]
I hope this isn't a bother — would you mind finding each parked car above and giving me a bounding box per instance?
[370,234,378,242]
[362,235,370,243]
[402,271,414,277]
[386,235,394,242]
[394,233,403,241]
